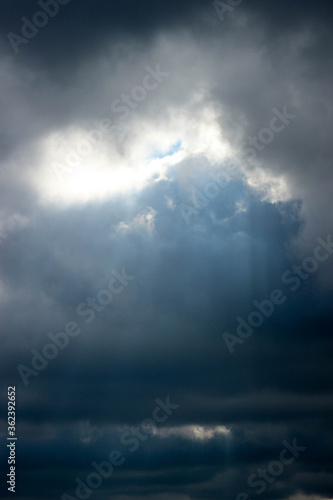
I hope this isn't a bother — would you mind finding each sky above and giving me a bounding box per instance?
[0,1,333,499]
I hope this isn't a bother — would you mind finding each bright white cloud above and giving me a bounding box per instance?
[19,88,232,205]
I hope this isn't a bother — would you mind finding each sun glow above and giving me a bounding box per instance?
[28,105,231,205]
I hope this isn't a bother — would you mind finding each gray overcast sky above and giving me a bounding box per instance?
[0,1,333,499]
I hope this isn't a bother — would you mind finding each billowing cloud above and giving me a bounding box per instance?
[1,1,333,500]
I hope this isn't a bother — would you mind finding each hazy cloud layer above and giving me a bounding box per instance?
[0,1,333,499]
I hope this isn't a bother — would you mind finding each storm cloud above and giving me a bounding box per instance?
[0,1,333,499]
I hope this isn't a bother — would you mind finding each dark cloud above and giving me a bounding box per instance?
[1,1,333,499]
